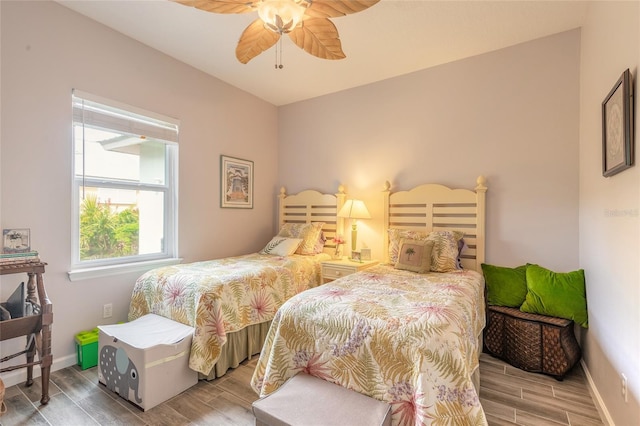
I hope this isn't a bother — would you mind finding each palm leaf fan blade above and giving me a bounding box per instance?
[236,19,281,64]
[289,18,345,60]
[172,0,258,14]
[304,0,380,18]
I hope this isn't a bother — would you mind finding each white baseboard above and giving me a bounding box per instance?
[0,354,77,388]
[581,359,615,426]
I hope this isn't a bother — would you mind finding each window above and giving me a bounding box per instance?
[70,90,178,278]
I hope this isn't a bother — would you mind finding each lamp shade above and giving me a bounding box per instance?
[337,200,371,220]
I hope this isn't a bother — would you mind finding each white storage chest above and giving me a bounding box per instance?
[98,314,197,411]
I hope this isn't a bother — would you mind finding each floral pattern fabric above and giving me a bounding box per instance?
[277,222,325,255]
[128,252,328,375]
[251,265,487,426]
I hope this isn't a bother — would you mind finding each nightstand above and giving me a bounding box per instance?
[321,258,379,283]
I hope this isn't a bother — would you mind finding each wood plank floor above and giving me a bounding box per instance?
[0,353,604,425]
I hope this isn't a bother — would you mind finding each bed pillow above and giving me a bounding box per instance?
[481,263,528,307]
[260,237,303,256]
[395,239,434,273]
[520,264,588,328]
[277,222,325,255]
[313,231,327,254]
[426,230,464,272]
[456,238,467,269]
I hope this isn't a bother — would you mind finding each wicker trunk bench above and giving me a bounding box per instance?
[252,373,392,426]
[484,305,581,380]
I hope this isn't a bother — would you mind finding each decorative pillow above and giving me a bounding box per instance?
[481,263,528,307]
[260,237,302,256]
[387,228,429,264]
[520,264,588,328]
[456,238,467,270]
[277,222,325,255]
[313,232,327,254]
[387,228,463,272]
[395,239,434,273]
[426,230,463,272]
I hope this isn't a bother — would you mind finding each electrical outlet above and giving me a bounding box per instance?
[103,303,113,319]
[621,374,628,402]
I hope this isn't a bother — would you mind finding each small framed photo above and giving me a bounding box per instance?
[360,248,371,261]
[602,69,634,177]
[351,251,361,262]
[3,228,31,253]
[221,155,254,209]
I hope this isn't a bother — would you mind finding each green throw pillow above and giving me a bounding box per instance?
[481,263,528,307]
[520,264,588,328]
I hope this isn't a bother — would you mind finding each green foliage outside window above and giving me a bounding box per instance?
[79,194,139,260]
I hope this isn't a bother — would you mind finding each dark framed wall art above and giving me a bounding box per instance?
[220,155,253,209]
[602,68,634,177]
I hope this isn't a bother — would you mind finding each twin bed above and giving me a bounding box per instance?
[128,185,346,378]
[128,177,488,425]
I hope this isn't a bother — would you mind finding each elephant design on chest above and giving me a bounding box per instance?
[99,344,142,403]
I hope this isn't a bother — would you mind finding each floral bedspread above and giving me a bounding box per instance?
[128,252,328,375]
[251,265,487,426]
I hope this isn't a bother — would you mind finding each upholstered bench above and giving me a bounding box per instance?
[484,305,581,380]
[252,373,392,426]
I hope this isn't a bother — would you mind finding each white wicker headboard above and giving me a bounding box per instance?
[382,176,487,272]
[278,185,347,255]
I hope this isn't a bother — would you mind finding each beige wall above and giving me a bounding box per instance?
[2,1,638,423]
[579,2,640,424]
[278,30,581,272]
[0,0,278,381]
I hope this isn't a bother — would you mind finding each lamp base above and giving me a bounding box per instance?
[351,223,357,253]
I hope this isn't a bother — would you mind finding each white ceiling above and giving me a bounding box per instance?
[56,0,588,106]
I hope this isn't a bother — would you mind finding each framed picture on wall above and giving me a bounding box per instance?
[602,68,634,177]
[220,155,253,209]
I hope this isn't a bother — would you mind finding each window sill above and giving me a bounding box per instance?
[68,258,182,282]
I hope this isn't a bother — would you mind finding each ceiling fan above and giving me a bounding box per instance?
[173,0,380,66]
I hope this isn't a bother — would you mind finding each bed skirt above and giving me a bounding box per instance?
[199,321,272,380]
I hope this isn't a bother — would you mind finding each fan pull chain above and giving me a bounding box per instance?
[275,37,284,69]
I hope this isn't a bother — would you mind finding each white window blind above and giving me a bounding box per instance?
[72,89,179,143]
[69,90,180,280]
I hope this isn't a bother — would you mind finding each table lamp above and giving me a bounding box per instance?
[337,199,371,256]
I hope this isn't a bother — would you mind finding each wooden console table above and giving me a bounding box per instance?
[0,262,52,404]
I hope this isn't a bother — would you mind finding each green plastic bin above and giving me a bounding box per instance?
[75,327,99,370]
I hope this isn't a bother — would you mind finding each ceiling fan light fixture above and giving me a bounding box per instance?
[258,0,307,34]
[173,0,380,64]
